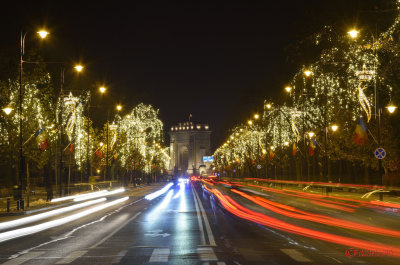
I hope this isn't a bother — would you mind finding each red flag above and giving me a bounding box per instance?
[292,143,297,156]
[69,143,74,153]
[269,149,275,160]
[95,149,103,158]
[309,140,316,156]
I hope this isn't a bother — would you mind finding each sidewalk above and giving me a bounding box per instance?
[0,182,166,217]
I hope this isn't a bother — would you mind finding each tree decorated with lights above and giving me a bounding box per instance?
[214,0,400,184]
[116,103,169,183]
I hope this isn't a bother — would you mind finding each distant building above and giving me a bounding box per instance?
[169,122,212,176]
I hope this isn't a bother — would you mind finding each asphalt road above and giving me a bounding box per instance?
[0,180,399,264]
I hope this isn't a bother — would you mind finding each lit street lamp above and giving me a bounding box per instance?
[18,29,48,206]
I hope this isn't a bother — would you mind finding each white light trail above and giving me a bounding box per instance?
[145,183,173,200]
[73,188,125,202]
[51,190,108,203]
[0,198,106,231]
[0,197,129,243]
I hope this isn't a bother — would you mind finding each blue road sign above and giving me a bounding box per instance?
[374,148,386,160]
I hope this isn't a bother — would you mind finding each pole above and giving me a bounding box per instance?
[18,32,25,202]
[59,69,64,197]
[106,118,109,181]
[86,100,90,182]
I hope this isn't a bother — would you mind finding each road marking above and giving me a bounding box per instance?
[56,250,88,264]
[281,249,311,262]
[197,247,217,261]
[192,186,206,245]
[192,184,216,246]
[90,212,141,249]
[217,262,226,265]
[149,248,170,262]
[112,249,128,264]
[1,251,45,265]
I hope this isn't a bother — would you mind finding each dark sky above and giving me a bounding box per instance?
[1,0,396,150]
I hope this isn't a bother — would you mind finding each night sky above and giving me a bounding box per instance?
[1,0,396,149]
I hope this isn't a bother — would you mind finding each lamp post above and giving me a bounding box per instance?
[18,30,48,205]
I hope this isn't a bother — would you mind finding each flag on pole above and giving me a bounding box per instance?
[69,143,74,153]
[95,149,103,158]
[292,143,297,156]
[353,118,369,145]
[34,126,49,151]
[309,139,317,156]
[269,149,275,160]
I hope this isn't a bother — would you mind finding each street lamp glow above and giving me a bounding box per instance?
[262,149,267,154]
[304,70,312,77]
[284,141,289,146]
[348,29,359,39]
[74,65,83,72]
[2,107,13,115]
[265,103,272,109]
[254,114,260,119]
[285,86,292,93]
[386,104,397,113]
[99,87,106,94]
[248,120,253,126]
[270,146,275,150]
[331,124,339,132]
[99,142,104,147]
[116,105,122,111]
[230,136,234,140]
[308,131,315,138]
[37,30,49,39]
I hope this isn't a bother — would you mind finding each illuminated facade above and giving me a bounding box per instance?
[169,122,211,176]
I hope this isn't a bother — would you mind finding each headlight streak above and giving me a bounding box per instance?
[203,186,400,257]
[73,188,125,202]
[145,183,173,200]
[147,190,174,219]
[173,182,185,199]
[230,189,400,239]
[0,197,129,243]
[0,198,106,231]
[51,190,108,202]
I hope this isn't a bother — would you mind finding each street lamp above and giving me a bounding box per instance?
[285,86,292,93]
[116,104,122,111]
[2,107,13,115]
[304,70,312,77]
[248,120,253,126]
[254,114,259,120]
[265,103,272,110]
[386,104,397,114]
[18,29,49,206]
[308,131,315,138]
[347,29,359,39]
[74,65,84,72]
[330,124,338,132]
[99,86,106,94]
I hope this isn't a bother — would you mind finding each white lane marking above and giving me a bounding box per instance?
[91,212,141,249]
[56,250,88,264]
[149,248,170,262]
[197,247,217,261]
[1,251,45,265]
[281,249,311,262]
[192,185,206,245]
[192,185,216,246]
[112,249,128,264]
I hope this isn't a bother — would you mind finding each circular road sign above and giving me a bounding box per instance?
[374,148,386,160]
[257,164,262,169]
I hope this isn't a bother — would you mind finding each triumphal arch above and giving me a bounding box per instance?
[169,122,212,176]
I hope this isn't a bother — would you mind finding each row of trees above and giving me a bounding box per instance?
[0,58,169,196]
[213,0,400,186]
